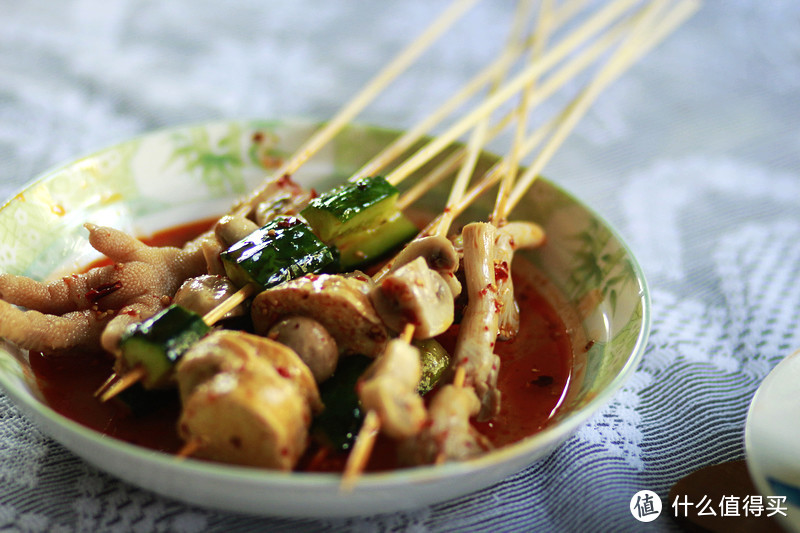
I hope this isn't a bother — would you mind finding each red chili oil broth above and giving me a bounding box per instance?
[28,219,573,471]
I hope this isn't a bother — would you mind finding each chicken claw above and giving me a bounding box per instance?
[0,223,207,355]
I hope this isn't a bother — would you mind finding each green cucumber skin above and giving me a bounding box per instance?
[311,355,372,452]
[220,217,337,289]
[334,211,418,270]
[119,304,210,388]
[302,176,399,242]
[114,383,179,417]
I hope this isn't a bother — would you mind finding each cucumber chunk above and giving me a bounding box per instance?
[311,354,372,452]
[119,304,210,388]
[414,337,451,395]
[113,383,179,417]
[220,216,337,289]
[334,210,418,270]
[301,176,399,242]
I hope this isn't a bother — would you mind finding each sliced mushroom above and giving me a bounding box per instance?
[392,235,458,272]
[498,221,546,250]
[214,214,260,248]
[391,235,461,297]
[267,316,338,383]
[370,256,454,339]
[251,274,388,358]
[173,274,245,319]
[358,339,427,439]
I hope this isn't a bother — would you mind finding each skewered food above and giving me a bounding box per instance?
[370,257,455,339]
[221,216,337,290]
[301,176,418,269]
[454,223,502,421]
[266,316,339,383]
[117,304,211,389]
[0,223,207,354]
[176,330,322,470]
[252,274,389,358]
[357,339,427,439]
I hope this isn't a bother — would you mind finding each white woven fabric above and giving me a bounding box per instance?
[1,1,799,531]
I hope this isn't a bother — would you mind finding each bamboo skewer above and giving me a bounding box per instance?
[395,99,519,212]
[379,0,670,280]
[382,0,646,189]
[398,0,646,234]
[238,0,482,210]
[176,438,202,460]
[200,283,257,325]
[351,0,592,187]
[434,0,539,237]
[411,0,696,237]
[491,0,555,224]
[505,0,699,212]
[349,37,530,184]
[97,366,148,402]
[93,371,120,399]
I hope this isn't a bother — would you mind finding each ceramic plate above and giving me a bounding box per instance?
[0,119,650,517]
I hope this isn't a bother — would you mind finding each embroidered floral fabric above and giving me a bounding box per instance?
[1,1,799,531]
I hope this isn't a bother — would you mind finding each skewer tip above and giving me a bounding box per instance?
[176,439,202,460]
[94,372,119,398]
[98,366,148,402]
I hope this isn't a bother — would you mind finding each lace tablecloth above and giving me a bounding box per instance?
[2,1,799,531]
